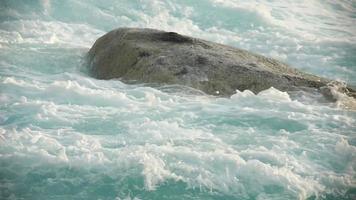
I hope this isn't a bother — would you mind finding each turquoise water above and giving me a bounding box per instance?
[1,0,356,199]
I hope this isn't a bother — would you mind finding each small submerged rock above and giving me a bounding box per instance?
[87,27,355,99]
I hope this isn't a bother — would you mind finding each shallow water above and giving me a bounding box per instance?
[0,0,356,199]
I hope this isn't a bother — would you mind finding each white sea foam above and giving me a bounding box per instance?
[1,0,355,199]
[0,20,103,47]
[2,71,355,198]
[210,0,356,43]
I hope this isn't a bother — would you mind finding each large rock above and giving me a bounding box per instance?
[87,27,355,98]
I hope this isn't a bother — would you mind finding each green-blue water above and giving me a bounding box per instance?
[1,0,356,199]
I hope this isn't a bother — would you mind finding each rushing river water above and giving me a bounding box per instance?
[1,0,356,199]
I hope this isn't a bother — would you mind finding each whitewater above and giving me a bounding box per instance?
[0,0,355,199]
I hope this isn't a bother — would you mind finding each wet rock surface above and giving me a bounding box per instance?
[87,28,355,98]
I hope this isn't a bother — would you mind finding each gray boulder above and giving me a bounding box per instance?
[87,27,355,98]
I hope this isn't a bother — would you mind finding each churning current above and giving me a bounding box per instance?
[0,0,356,199]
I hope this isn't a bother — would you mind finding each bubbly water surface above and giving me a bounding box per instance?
[1,0,356,199]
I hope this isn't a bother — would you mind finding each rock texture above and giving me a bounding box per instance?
[87,28,355,98]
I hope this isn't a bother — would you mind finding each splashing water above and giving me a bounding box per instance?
[1,0,356,199]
